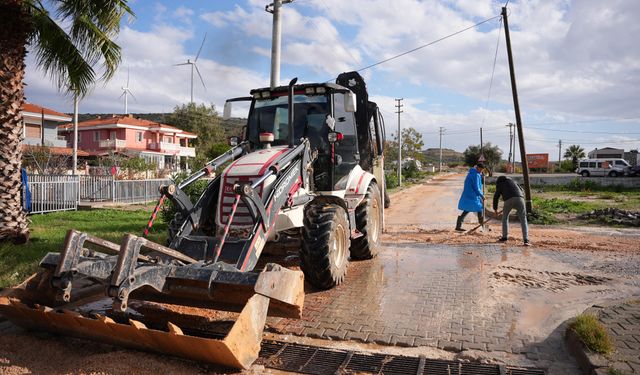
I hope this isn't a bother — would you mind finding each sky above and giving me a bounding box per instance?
[24,0,640,158]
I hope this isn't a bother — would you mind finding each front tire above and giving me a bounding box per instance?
[350,183,382,260]
[300,203,350,289]
[581,170,590,177]
[609,171,618,177]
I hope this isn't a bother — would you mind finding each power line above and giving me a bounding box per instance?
[480,16,503,128]
[526,125,640,135]
[325,14,501,79]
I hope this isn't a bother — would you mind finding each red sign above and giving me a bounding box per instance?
[526,153,549,169]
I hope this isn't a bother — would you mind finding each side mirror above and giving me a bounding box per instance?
[223,101,232,120]
[228,136,240,146]
[344,91,357,113]
[325,115,335,131]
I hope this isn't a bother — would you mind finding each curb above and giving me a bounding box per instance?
[565,301,639,375]
[565,327,609,375]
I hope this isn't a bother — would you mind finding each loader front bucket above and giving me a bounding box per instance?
[0,230,305,369]
[0,292,268,369]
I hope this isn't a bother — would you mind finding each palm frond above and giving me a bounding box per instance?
[25,0,134,96]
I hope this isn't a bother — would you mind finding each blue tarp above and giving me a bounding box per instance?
[21,168,31,213]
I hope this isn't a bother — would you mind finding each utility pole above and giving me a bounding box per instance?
[502,6,532,213]
[438,127,445,172]
[266,0,293,89]
[72,94,79,176]
[506,123,514,174]
[395,98,403,186]
[557,139,562,172]
[480,127,484,159]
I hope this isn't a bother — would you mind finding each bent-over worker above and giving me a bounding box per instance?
[493,176,530,246]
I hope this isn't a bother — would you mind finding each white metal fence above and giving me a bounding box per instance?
[28,175,79,214]
[27,175,172,214]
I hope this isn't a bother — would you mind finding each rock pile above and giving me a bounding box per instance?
[578,208,640,227]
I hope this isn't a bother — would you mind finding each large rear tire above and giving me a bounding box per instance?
[350,183,382,260]
[300,203,350,289]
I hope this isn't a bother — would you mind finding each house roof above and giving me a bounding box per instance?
[22,144,90,157]
[23,103,71,121]
[58,114,197,137]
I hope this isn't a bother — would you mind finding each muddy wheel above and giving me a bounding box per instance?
[300,203,349,289]
[350,183,382,260]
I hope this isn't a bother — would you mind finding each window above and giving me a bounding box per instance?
[588,162,596,168]
[136,132,143,142]
[110,130,116,140]
[579,162,588,168]
[93,131,100,142]
[165,136,173,143]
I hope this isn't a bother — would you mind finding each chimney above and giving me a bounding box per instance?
[128,114,134,118]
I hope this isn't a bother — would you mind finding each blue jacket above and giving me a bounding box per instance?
[458,167,484,212]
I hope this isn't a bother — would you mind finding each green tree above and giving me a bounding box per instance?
[0,1,133,243]
[165,103,226,167]
[384,127,425,169]
[463,142,503,176]
[563,144,586,170]
[400,127,425,161]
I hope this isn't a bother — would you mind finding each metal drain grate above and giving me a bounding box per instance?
[258,340,546,375]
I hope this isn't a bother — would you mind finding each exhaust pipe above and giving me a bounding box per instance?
[287,77,297,148]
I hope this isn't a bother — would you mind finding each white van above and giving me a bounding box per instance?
[576,158,630,177]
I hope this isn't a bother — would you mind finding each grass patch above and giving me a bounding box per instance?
[569,313,613,355]
[0,209,167,288]
[608,368,625,375]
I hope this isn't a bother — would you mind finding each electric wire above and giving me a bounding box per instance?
[324,13,501,81]
[479,16,503,129]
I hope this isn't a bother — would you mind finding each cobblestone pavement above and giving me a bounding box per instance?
[270,242,640,374]
[598,300,640,373]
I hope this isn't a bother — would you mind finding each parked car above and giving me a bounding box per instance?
[575,158,630,177]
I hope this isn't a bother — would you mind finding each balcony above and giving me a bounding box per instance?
[99,139,126,149]
[179,146,196,157]
[148,142,195,157]
[149,142,178,152]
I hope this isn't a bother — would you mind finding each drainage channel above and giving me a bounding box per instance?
[257,340,546,375]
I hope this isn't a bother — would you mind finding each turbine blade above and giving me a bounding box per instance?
[128,90,137,102]
[194,64,207,91]
[173,62,190,66]
[127,68,130,86]
[118,91,125,99]
[194,32,207,62]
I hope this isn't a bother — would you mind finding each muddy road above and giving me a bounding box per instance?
[1,173,639,374]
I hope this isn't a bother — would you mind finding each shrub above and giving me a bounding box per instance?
[385,173,399,189]
[569,313,613,354]
[160,172,210,224]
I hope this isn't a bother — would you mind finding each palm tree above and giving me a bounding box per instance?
[0,0,134,243]
[564,144,586,170]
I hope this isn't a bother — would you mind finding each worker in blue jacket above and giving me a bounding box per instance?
[455,163,485,231]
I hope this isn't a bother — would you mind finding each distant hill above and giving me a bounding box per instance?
[422,148,464,163]
[74,113,247,137]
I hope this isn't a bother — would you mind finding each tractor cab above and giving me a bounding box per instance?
[227,83,361,191]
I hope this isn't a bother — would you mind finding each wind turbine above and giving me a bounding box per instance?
[118,68,136,114]
[174,33,208,103]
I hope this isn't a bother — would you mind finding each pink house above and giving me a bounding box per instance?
[58,114,197,170]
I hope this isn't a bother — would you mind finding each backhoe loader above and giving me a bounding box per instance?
[0,71,387,369]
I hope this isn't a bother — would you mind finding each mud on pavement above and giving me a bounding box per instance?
[1,174,639,375]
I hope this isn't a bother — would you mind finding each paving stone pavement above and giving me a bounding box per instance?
[598,300,640,374]
[269,242,640,374]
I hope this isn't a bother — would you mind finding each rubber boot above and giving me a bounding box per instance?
[455,216,464,231]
